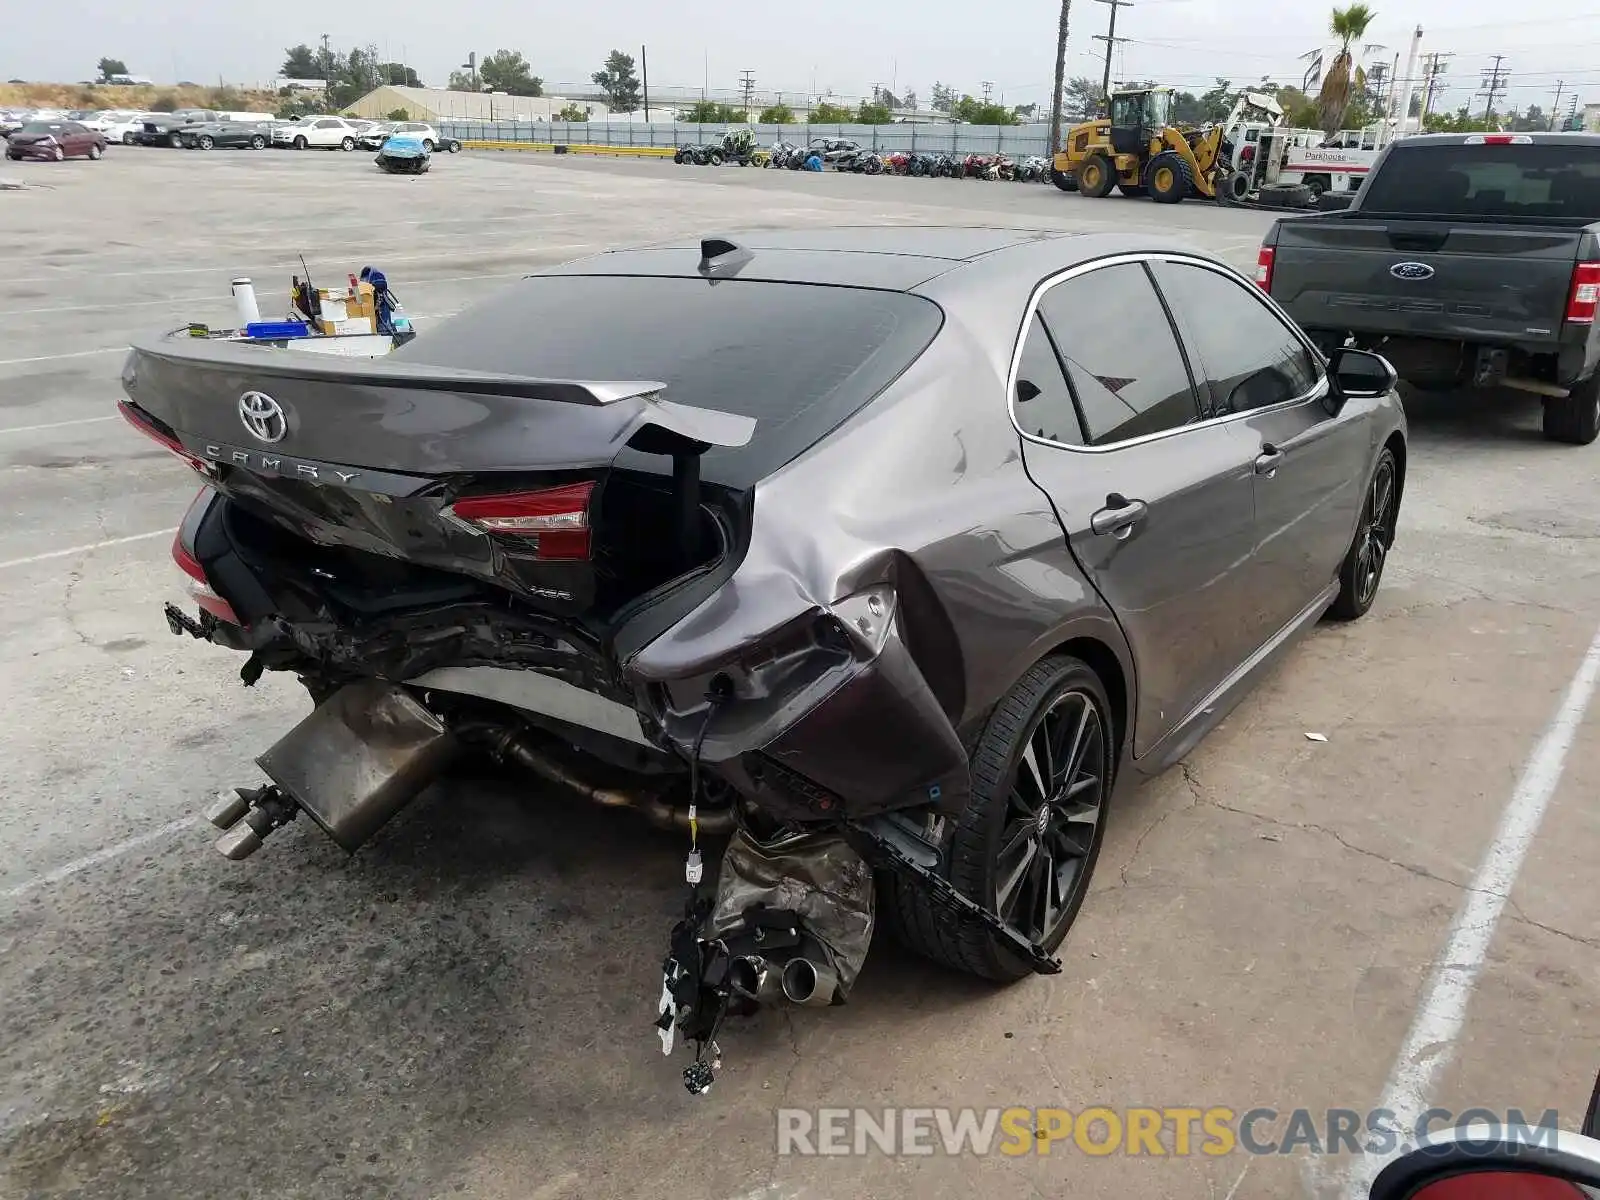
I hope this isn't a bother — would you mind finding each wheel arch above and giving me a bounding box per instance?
[1383,429,1407,509]
[1047,635,1130,765]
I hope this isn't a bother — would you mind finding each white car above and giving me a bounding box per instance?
[275,117,363,151]
[360,120,461,153]
[98,113,150,144]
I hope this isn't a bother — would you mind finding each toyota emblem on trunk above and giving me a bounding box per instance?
[238,391,287,443]
[1390,262,1435,280]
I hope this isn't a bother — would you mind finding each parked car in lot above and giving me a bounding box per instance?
[273,116,363,150]
[1260,131,1600,445]
[360,120,460,153]
[5,120,107,161]
[0,109,29,136]
[133,114,189,147]
[123,228,1406,1020]
[99,112,154,144]
[179,120,273,150]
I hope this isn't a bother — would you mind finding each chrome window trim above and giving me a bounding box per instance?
[1006,251,1331,455]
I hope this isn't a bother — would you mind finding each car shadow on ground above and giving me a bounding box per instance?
[1398,383,1549,444]
[0,766,1002,1199]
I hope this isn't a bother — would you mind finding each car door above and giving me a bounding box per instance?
[1017,258,1264,758]
[310,118,338,146]
[1148,257,1371,640]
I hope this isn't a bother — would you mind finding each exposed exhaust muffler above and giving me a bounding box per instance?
[208,681,458,859]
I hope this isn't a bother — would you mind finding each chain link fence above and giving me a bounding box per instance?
[440,120,1054,158]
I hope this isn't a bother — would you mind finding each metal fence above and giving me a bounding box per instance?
[440,120,1054,158]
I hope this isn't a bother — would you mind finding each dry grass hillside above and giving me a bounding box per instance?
[0,82,283,113]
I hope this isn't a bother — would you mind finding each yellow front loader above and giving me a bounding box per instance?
[1052,87,1230,204]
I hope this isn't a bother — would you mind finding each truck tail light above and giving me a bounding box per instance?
[1254,246,1275,291]
[445,481,595,560]
[1566,262,1600,324]
[1465,134,1531,145]
[172,535,240,625]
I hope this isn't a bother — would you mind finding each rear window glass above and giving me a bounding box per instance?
[1360,143,1600,220]
[400,276,943,487]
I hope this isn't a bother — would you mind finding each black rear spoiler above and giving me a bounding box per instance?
[121,331,756,472]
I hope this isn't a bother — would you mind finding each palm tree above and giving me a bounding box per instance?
[1317,3,1376,137]
[1049,0,1073,152]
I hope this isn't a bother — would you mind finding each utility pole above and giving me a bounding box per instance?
[1419,50,1451,123]
[1477,54,1509,123]
[739,69,756,119]
[1093,0,1134,103]
[641,45,649,121]
[981,81,994,102]
[1549,80,1564,131]
[320,33,333,83]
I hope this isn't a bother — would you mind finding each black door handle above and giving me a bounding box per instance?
[1254,444,1284,476]
[1090,493,1148,538]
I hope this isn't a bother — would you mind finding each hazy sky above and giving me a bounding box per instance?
[4,0,1594,117]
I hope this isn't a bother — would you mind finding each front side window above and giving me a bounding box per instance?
[1037,263,1200,446]
[1149,261,1320,415]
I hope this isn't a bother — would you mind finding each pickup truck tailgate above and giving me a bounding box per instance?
[1270,219,1581,344]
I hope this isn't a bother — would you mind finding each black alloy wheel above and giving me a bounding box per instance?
[1329,447,1398,620]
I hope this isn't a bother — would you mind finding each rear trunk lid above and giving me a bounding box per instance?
[121,331,755,619]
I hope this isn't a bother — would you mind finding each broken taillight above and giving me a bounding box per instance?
[1254,246,1275,292]
[118,401,214,476]
[444,481,595,560]
[1565,262,1600,324]
[172,534,240,625]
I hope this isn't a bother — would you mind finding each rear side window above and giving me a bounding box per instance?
[1360,144,1600,220]
[1037,263,1200,446]
[399,276,944,487]
[1013,315,1084,445]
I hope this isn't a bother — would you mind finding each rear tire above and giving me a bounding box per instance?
[1077,153,1115,198]
[122,132,135,144]
[1328,447,1399,620]
[293,136,308,150]
[1542,375,1600,445]
[250,135,265,150]
[198,135,214,150]
[88,143,103,160]
[882,655,1114,982]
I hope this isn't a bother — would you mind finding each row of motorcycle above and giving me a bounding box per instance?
[672,131,1053,181]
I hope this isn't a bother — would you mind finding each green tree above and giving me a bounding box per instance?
[1423,106,1494,133]
[381,63,421,88]
[855,101,893,123]
[554,102,589,121]
[1317,3,1376,137]
[952,95,1020,125]
[96,57,128,81]
[479,49,543,96]
[1013,102,1038,120]
[280,44,323,79]
[447,69,478,91]
[1063,76,1104,120]
[758,103,795,123]
[1171,91,1205,123]
[929,82,955,113]
[902,89,918,111]
[592,50,641,113]
[678,100,743,122]
[1198,77,1234,122]
[810,100,854,122]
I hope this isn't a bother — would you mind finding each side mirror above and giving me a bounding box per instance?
[1369,1125,1600,1200]
[1328,345,1398,401]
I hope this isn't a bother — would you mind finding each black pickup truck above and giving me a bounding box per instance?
[1259,131,1600,445]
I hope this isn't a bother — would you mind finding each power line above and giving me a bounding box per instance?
[739,69,755,118]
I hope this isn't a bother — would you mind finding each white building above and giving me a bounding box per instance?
[347,86,608,123]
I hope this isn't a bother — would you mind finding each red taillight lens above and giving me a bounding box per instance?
[1255,246,1275,291]
[118,401,213,476]
[171,533,240,625]
[1566,262,1600,324]
[445,481,595,560]
[1240,145,1255,163]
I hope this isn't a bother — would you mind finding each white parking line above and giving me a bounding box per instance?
[0,347,125,367]
[0,529,167,571]
[0,415,117,435]
[2,817,195,900]
[1342,623,1600,1197]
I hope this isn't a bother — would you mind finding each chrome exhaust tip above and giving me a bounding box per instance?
[780,957,838,1007]
[205,789,251,830]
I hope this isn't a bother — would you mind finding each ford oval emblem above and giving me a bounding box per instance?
[1390,261,1435,281]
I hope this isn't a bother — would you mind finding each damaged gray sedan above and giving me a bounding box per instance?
[120,227,1406,1089]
